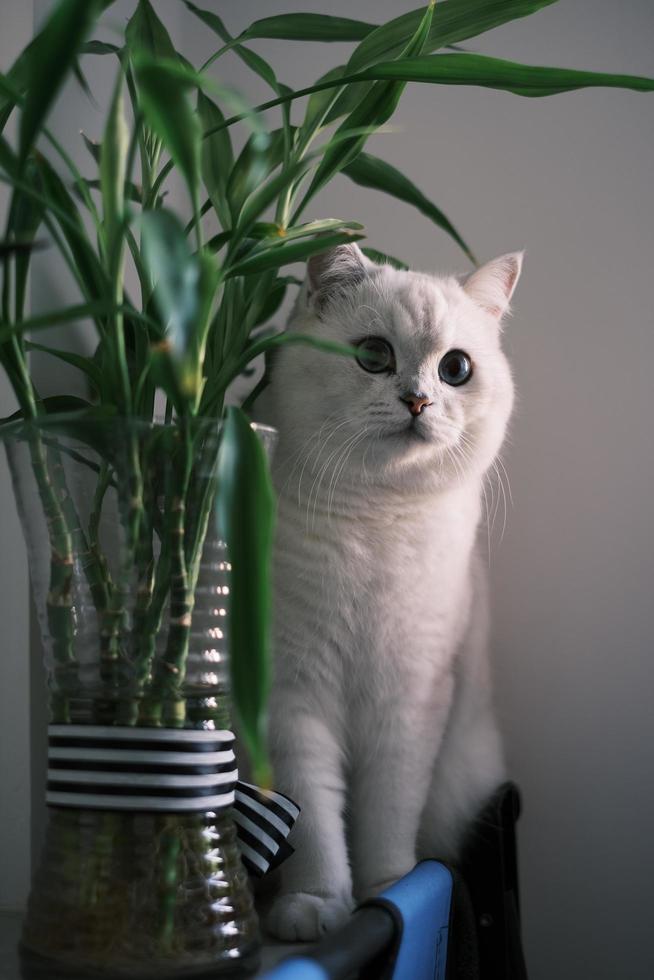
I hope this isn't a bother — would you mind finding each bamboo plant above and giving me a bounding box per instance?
[1,0,653,779]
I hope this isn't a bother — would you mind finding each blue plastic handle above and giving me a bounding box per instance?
[379,861,453,980]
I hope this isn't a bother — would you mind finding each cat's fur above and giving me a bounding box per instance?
[255,244,522,941]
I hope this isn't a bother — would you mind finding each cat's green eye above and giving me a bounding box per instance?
[355,337,396,374]
[439,350,473,387]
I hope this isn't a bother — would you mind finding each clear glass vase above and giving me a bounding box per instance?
[3,415,276,979]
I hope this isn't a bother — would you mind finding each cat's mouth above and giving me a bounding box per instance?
[385,416,431,442]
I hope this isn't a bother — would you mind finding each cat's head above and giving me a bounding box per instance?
[267,243,521,495]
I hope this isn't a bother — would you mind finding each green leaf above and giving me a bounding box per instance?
[296,1,435,217]
[81,131,101,163]
[226,231,365,278]
[361,246,409,270]
[132,56,201,209]
[226,128,289,225]
[244,13,376,42]
[197,91,233,228]
[19,0,101,165]
[0,43,34,134]
[363,52,654,97]
[7,156,46,320]
[0,240,44,259]
[343,152,476,264]
[80,40,121,55]
[77,177,142,205]
[125,0,177,60]
[215,406,275,782]
[234,155,314,244]
[0,301,155,345]
[25,340,104,388]
[325,0,559,124]
[347,0,558,72]
[266,218,364,244]
[186,3,281,94]
[299,63,347,143]
[252,276,291,328]
[140,209,200,362]
[32,154,110,306]
[100,69,129,269]
[0,394,92,428]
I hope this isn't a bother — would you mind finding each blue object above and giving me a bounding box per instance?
[261,861,453,979]
[378,861,453,979]
[263,959,329,980]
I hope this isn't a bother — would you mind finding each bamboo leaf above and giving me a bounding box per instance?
[140,209,201,361]
[215,406,275,782]
[81,131,101,164]
[7,156,46,320]
[234,155,314,243]
[243,13,376,42]
[0,43,35,134]
[325,0,559,124]
[25,340,104,388]
[132,56,201,208]
[0,301,157,344]
[226,128,289,225]
[348,0,559,72]
[197,91,233,229]
[186,3,281,95]
[252,276,291,328]
[363,52,654,97]
[361,246,409,270]
[81,40,121,55]
[296,1,435,217]
[125,0,177,60]
[33,154,111,305]
[77,177,142,205]
[19,0,101,165]
[100,69,129,269]
[343,152,476,264]
[0,394,93,428]
[226,231,365,278]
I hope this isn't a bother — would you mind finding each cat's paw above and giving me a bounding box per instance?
[266,892,353,941]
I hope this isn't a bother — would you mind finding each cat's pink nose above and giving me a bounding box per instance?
[401,392,432,416]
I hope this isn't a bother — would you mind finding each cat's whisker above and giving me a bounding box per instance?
[327,427,369,519]
[298,414,354,507]
[307,423,362,532]
[321,427,367,524]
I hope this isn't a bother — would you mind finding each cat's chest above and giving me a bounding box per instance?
[274,489,479,659]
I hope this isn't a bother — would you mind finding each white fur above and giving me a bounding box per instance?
[255,246,522,941]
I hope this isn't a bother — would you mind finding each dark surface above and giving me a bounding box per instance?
[2,783,528,980]
[0,914,297,980]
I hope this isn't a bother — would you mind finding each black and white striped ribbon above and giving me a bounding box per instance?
[47,725,299,877]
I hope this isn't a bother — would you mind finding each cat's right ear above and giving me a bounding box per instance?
[307,243,370,313]
[462,251,524,323]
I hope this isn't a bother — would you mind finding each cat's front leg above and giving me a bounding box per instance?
[349,669,455,902]
[266,698,353,941]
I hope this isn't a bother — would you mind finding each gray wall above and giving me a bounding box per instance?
[1,1,653,977]
[0,2,33,912]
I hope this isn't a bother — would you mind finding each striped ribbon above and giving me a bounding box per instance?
[47,725,299,877]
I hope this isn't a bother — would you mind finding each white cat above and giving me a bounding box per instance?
[256,243,522,941]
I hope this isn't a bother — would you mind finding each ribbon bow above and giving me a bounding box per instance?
[46,725,299,876]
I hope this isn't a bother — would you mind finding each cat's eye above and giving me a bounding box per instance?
[355,337,396,374]
[438,350,473,387]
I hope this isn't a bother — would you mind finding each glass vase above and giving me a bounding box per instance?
[3,416,276,979]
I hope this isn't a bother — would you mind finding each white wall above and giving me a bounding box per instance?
[1,2,653,976]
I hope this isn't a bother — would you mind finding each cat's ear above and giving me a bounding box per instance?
[307,242,371,311]
[462,252,524,322]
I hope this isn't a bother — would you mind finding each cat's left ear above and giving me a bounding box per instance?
[462,252,524,323]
